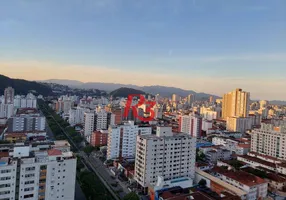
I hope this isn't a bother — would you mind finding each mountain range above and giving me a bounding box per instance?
[0,74,53,96]
[43,79,219,100]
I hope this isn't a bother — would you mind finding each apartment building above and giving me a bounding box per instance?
[4,87,14,104]
[14,94,37,109]
[205,148,232,164]
[226,116,252,133]
[135,127,196,189]
[95,110,108,131]
[0,104,14,119]
[90,130,108,147]
[55,100,73,114]
[200,107,218,120]
[83,110,115,142]
[222,88,250,120]
[210,167,268,200]
[68,107,87,126]
[251,122,286,160]
[0,140,76,200]
[179,113,202,137]
[107,121,151,159]
[212,136,251,155]
[7,110,46,133]
[179,115,190,134]
[237,152,286,175]
[83,112,94,141]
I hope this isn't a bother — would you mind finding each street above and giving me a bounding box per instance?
[89,153,130,196]
[80,151,129,199]
[40,104,124,200]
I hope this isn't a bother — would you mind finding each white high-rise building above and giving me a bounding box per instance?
[63,100,72,114]
[0,140,76,200]
[251,122,286,160]
[179,115,191,134]
[135,127,196,189]
[83,112,95,141]
[0,103,14,119]
[202,119,212,132]
[95,110,108,131]
[68,107,88,126]
[4,87,14,104]
[7,114,46,132]
[14,94,37,109]
[179,113,202,137]
[107,121,152,159]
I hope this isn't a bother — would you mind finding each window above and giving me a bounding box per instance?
[25,174,35,178]
[0,191,10,195]
[24,187,34,192]
[24,194,34,198]
[0,177,11,181]
[0,184,10,188]
[25,167,35,171]
[24,181,34,185]
[1,169,11,173]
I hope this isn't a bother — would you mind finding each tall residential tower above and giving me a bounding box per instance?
[222,88,250,119]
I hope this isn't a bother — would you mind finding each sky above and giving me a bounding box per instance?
[0,0,285,100]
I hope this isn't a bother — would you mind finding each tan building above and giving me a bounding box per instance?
[222,88,250,120]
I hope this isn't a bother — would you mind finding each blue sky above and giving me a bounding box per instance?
[0,0,285,99]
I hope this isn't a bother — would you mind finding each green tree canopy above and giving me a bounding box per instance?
[123,192,140,200]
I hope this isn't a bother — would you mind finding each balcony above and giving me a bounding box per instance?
[38,195,45,200]
[40,175,46,180]
[39,189,45,193]
[39,182,46,187]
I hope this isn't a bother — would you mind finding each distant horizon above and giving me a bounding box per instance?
[3,73,286,102]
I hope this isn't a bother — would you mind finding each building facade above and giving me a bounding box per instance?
[226,116,252,133]
[222,88,250,120]
[90,130,108,147]
[7,114,46,133]
[107,121,152,159]
[251,123,286,160]
[4,87,14,104]
[0,140,76,200]
[135,127,196,189]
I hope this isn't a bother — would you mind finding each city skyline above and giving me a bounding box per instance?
[0,0,285,100]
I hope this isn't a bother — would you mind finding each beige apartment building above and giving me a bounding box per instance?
[222,88,250,120]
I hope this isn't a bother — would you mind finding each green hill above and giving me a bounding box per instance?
[0,74,53,96]
[110,87,146,98]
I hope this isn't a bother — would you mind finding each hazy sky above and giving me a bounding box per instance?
[0,0,285,100]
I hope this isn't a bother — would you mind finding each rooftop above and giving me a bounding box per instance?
[139,132,192,140]
[16,108,40,115]
[47,149,62,156]
[238,155,276,168]
[211,167,267,187]
[248,152,282,162]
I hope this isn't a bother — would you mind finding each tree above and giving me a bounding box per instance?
[83,145,96,156]
[198,179,207,187]
[123,192,140,200]
[196,150,206,162]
